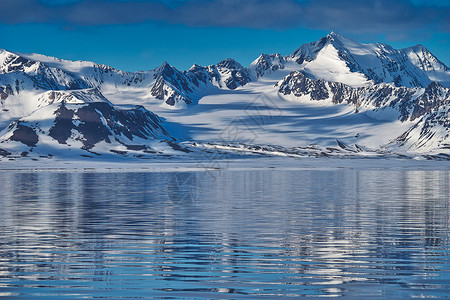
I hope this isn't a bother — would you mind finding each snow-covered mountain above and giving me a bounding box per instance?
[277,72,450,151]
[0,89,178,158]
[1,49,255,108]
[286,32,448,88]
[1,32,450,160]
[248,54,286,79]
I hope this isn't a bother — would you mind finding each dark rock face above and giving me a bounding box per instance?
[187,64,213,85]
[150,76,191,106]
[150,77,168,100]
[76,104,115,149]
[9,123,39,147]
[278,71,449,123]
[187,59,253,90]
[278,72,335,101]
[216,58,244,70]
[153,62,193,95]
[395,106,450,149]
[394,83,450,149]
[223,69,251,90]
[48,103,75,144]
[361,84,417,121]
[49,102,169,149]
[410,82,445,121]
[251,54,285,78]
[151,62,194,105]
[326,81,358,105]
[216,58,252,90]
[278,69,450,150]
[9,102,171,150]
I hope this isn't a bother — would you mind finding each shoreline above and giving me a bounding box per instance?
[1,156,449,172]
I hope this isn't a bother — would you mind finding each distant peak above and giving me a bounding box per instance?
[189,64,202,71]
[0,49,18,58]
[308,32,348,50]
[328,31,340,37]
[218,58,237,64]
[217,58,243,70]
[257,53,283,59]
[325,32,360,46]
[411,44,427,52]
[403,44,442,60]
[327,31,346,41]
[153,61,178,79]
[154,61,172,72]
[254,54,268,62]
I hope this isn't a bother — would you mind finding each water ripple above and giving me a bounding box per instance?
[0,170,449,299]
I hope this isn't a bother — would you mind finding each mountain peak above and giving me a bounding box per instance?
[189,64,202,71]
[249,53,285,78]
[412,44,425,51]
[159,61,170,68]
[289,32,350,65]
[326,32,363,49]
[405,44,432,55]
[327,31,343,39]
[402,44,450,73]
[253,53,283,62]
[153,61,176,77]
[217,58,244,70]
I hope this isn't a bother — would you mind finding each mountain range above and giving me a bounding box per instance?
[1,32,450,161]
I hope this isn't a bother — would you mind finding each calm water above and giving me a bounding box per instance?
[0,169,449,299]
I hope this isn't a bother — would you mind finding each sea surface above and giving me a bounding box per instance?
[0,169,449,299]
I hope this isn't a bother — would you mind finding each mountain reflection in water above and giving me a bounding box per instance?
[0,170,449,299]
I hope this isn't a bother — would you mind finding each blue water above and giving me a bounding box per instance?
[0,169,449,299]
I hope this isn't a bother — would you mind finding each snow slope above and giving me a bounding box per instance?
[287,32,449,88]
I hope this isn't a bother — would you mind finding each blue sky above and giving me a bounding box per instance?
[0,0,449,71]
